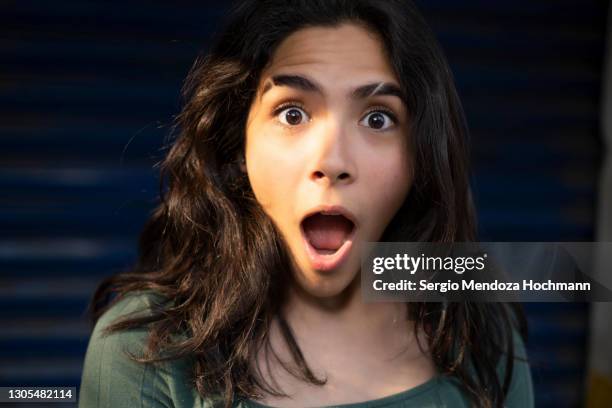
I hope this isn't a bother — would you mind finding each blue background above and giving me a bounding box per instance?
[0,1,609,407]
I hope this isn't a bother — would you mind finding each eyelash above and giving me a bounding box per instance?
[363,106,398,125]
[272,101,308,120]
[272,101,398,128]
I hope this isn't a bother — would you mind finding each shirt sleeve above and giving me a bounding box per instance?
[78,292,175,408]
[499,329,535,408]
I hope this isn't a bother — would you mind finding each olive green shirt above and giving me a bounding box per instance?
[78,291,534,407]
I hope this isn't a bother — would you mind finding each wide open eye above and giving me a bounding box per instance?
[276,105,310,126]
[359,109,396,130]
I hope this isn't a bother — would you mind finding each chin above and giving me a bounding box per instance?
[292,261,360,300]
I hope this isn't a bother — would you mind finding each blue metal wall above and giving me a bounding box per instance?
[418,2,607,406]
[1,1,608,407]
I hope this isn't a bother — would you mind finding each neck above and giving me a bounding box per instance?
[253,276,437,406]
[281,276,412,348]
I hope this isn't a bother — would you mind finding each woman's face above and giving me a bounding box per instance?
[245,23,413,299]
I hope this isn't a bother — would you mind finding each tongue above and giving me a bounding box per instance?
[302,214,353,251]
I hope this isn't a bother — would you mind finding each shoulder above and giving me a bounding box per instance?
[439,327,534,408]
[496,328,534,408]
[78,291,206,408]
[95,290,166,330]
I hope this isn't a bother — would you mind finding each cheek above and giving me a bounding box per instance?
[245,146,277,209]
[245,130,299,213]
[362,149,413,218]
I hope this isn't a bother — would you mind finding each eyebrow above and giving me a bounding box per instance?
[261,74,405,102]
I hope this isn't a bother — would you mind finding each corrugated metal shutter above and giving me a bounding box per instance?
[416,1,608,406]
[1,1,608,407]
[0,2,230,404]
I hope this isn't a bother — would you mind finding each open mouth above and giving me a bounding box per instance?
[301,213,355,255]
[299,208,357,271]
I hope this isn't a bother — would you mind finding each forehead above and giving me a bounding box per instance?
[260,23,398,88]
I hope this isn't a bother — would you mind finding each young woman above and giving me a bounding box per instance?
[79,1,533,407]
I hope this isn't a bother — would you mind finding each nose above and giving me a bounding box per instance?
[309,120,356,186]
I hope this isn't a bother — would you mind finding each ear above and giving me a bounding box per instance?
[239,156,247,173]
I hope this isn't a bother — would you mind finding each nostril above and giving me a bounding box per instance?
[311,171,351,181]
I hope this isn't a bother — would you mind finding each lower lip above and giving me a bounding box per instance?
[301,229,355,272]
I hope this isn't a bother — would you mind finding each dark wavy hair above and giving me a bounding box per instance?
[89,1,527,407]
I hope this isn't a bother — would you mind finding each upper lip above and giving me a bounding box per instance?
[300,204,358,229]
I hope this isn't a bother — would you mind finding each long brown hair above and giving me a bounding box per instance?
[89,1,527,407]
